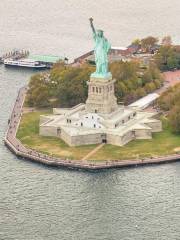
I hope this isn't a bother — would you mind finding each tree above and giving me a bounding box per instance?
[144,82,156,93]
[31,85,49,107]
[115,81,127,99]
[26,58,163,108]
[110,61,139,81]
[169,105,180,133]
[26,74,50,107]
[161,35,172,46]
[52,64,93,107]
[157,83,180,111]
[142,70,153,84]
[154,79,162,89]
[141,36,158,52]
[158,92,174,111]
[148,62,162,80]
[154,45,178,71]
[167,56,178,70]
[141,63,163,87]
[158,83,180,134]
[135,88,146,98]
[131,38,141,47]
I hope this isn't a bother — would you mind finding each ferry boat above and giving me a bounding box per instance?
[4,58,47,69]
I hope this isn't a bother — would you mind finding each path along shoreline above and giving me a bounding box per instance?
[4,86,180,171]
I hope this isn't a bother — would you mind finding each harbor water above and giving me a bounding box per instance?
[1,1,180,239]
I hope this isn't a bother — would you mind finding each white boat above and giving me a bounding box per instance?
[4,58,47,69]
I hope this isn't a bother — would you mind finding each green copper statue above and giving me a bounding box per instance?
[89,18,111,78]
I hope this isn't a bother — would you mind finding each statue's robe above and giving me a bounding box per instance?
[93,33,111,76]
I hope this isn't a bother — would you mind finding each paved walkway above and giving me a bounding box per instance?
[156,70,180,94]
[82,143,105,161]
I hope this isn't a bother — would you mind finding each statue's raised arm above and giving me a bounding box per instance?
[89,17,96,35]
[89,18,111,78]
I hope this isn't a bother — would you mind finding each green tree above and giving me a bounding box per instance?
[26,58,163,108]
[31,86,49,107]
[26,74,50,107]
[115,81,128,100]
[154,79,162,89]
[154,45,178,71]
[141,63,163,86]
[142,70,153,84]
[169,105,180,133]
[158,83,180,111]
[141,36,158,52]
[167,56,178,70]
[144,82,156,93]
[131,38,141,47]
[51,64,94,107]
[110,61,139,81]
[161,35,172,46]
[158,90,175,111]
[135,88,146,98]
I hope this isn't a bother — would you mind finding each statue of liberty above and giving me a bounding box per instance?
[89,18,111,78]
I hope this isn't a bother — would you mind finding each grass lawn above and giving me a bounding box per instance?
[92,119,180,161]
[16,111,180,161]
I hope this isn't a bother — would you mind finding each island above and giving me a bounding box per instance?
[4,20,180,169]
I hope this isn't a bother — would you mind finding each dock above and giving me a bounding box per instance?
[1,49,29,62]
[27,54,68,68]
[0,50,67,68]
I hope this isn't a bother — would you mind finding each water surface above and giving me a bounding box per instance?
[1,1,180,239]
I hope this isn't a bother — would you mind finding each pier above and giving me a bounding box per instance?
[0,50,66,69]
[4,87,180,171]
[1,49,29,62]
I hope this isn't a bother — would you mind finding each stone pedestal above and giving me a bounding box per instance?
[85,75,118,114]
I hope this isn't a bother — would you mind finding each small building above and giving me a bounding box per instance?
[73,47,132,64]
[110,46,129,55]
[74,50,94,64]
[28,54,67,68]
[129,93,160,110]
[127,44,141,54]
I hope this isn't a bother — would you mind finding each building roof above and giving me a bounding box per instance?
[28,54,63,63]
[129,93,160,109]
[111,46,128,51]
[40,105,157,137]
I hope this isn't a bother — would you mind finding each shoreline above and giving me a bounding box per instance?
[4,87,180,171]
